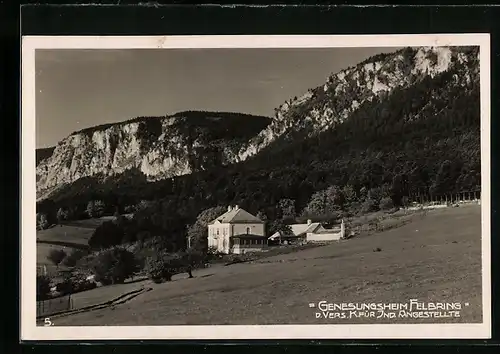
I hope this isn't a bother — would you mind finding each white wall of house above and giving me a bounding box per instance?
[208,222,231,254]
[232,244,267,254]
[306,222,344,242]
[208,222,265,254]
[306,230,343,242]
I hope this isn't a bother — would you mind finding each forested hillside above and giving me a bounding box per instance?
[36,46,481,253]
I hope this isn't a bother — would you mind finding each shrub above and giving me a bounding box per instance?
[62,249,88,267]
[90,247,139,285]
[72,277,97,292]
[47,249,67,267]
[145,252,184,283]
[37,213,49,230]
[379,197,394,210]
[361,199,379,213]
[55,278,74,295]
[54,272,97,294]
[86,200,105,218]
[37,275,51,301]
[56,207,69,223]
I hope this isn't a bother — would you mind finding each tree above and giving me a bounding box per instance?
[361,198,379,213]
[342,184,357,208]
[37,275,51,301]
[277,198,296,220]
[379,197,394,210]
[88,221,125,250]
[430,160,462,196]
[186,206,226,252]
[56,207,69,223]
[268,219,293,237]
[182,249,205,278]
[90,247,139,285]
[62,249,88,267]
[86,200,105,218]
[145,251,183,283]
[47,249,67,268]
[36,213,49,230]
[391,174,409,206]
[302,185,344,217]
[256,210,268,221]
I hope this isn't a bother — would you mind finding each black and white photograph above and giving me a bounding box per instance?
[21,34,491,340]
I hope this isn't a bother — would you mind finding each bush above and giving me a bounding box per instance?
[361,198,379,214]
[379,197,394,210]
[90,247,139,285]
[86,200,105,218]
[47,249,67,267]
[36,213,49,230]
[56,207,69,223]
[55,278,74,295]
[62,249,88,267]
[72,277,97,292]
[55,272,97,294]
[37,275,52,301]
[145,252,184,283]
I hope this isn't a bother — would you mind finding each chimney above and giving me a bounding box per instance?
[227,205,232,212]
[307,219,312,225]
[235,205,239,210]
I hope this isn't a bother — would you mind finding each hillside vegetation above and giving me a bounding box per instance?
[36,46,480,255]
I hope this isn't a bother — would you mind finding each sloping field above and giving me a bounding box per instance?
[51,204,483,326]
[37,225,94,248]
[37,223,95,275]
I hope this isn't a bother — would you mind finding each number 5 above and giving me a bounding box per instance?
[44,318,52,326]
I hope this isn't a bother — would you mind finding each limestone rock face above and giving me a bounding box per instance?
[36,46,479,201]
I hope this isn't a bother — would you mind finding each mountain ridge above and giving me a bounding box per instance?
[36,111,272,200]
[36,46,479,204]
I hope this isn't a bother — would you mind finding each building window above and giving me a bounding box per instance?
[217,229,219,236]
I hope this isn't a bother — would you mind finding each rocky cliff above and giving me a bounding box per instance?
[36,112,270,200]
[36,46,479,201]
[236,46,478,160]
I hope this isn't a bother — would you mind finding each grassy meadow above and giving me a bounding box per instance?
[46,204,482,326]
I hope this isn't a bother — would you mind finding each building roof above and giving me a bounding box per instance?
[268,222,323,240]
[290,222,322,236]
[209,207,264,225]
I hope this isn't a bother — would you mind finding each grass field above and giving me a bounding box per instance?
[48,204,483,326]
[36,219,106,275]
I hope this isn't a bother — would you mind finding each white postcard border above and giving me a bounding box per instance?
[21,34,491,341]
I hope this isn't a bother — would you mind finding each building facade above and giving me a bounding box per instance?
[207,205,266,254]
[268,219,346,244]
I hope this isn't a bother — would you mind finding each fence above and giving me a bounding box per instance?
[408,189,481,205]
[36,294,73,318]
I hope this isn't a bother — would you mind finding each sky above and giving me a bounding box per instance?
[35,47,398,149]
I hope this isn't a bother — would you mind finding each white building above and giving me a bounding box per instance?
[268,219,323,244]
[207,205,266,254]
[268,219,345,244]
[306,220,345,242]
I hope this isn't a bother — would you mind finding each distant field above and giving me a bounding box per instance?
[36,218,110,273]
[60,217,117,229]
[37,225,94,248]
[50,204,483,326]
